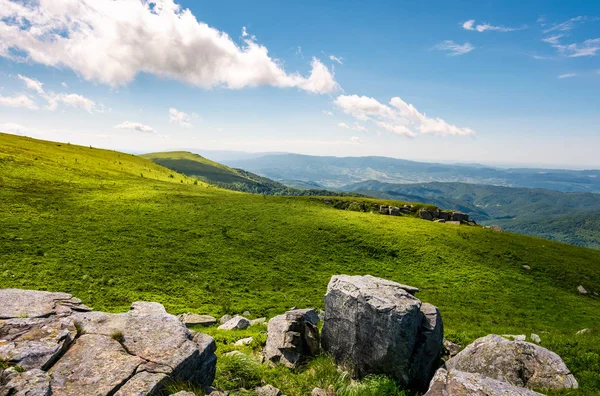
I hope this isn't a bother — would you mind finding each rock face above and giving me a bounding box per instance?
[321,275,443,390]
[451,212,469,222]
[264,309,320,368]
[446,334,578,390]
[0,289,217,396]
[425,368,544,396]
[218,315,250,330]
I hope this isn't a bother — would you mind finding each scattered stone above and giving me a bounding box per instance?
[321,275,442,390]
[250,317,267,326]
[218,315,250,330]
[577,285,588,294]
[311,385,335,395]
[178,313,217,327]
[522,265,531,270]
[443,339,462,357]
[234,337,254,346]
[264,309,320,368]
[446,334,578,390]
[419,209,434,220]
[425,368,544,396]
[530,333,541,344]
[219,314,233,324]
[256,384,282,396]
[502,334,526,341]
[576,328,591,335]
[243,310,251,316]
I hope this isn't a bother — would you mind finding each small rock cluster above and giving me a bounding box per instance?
[0,289,216,396]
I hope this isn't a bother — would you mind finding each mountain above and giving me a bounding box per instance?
[141,151,350,197]
[1,133,600,394]
[343,180,600,249]
[224,153,600,192]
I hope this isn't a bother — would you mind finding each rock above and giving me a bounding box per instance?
[489,225,503,232]
[219,314,233,324]
[576,328,591,335]
[179,313,217,327]
[451,212,469,222]
[443,339,462,357]
[250,317,267,326]
[419,209,434,220]
[389,206,401,216]
[264,309,320,368]
[577,285,588,294]
[0,289,217,395]
[530,333,541,344]
[256,384,282,396]
[321,275,442,390]
[311,385,335,396]
[379,205,389,215]
[436,211,451,221]
[169,392,196,396]
[425,368,544,396]
[502,334,526,341]
[433,219,445,223]
[234,337,254,346]
[522,265,531,270]
[0,368,51,396]
[218,315,250,330]
[243,310,251,316]
[0,289,91,319]
[446,334,578,390]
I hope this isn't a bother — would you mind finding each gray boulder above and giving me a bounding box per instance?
[218,315,250,330]
[264,308,320,368]
[0,289,91,319]
[256,384,282,396]
[425,368,544,396]
[321,275,443,389]
[436,211,451,221]
[389,206,401,216]
[219,314,233,324]
[250,317,267,326]
[0,368,51,396]
[419,209,434,220]
[178,313,217,327]
[443,339,461,358]
[451,212,469,222]
[446,334,578,390]
[379,205,389,215]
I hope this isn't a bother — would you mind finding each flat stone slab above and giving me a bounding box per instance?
[0,289,91,319]
[179,313,217,327]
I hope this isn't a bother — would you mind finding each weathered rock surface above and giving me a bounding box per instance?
[425,368,544,396]
[218,315,250,330]
[451,212,469,222]
[419,209,434,220]
[178,313,217,327]
[264,308,320,368]
[321,275,442,390]
[0,289,217,396]
[256,384,282,396]
[0,368,52,396]
[443,339,462,358]
[446,334,578,390]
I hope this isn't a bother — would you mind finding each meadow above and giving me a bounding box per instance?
[1,133,599,394]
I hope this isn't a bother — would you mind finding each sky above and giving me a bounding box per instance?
[0,0,599,169]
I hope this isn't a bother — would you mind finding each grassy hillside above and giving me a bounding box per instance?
[1,133,600,394]
[142,151,353,197]
[344,181,600,250]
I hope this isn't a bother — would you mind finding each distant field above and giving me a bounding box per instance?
[1,133,600,394]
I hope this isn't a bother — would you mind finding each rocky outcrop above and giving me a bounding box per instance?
[264,309,320,368]
[0,289,217,396]
[445,334,578,390]
[425,368,544,396]
[419,209,434,220]
[321,275,443,390]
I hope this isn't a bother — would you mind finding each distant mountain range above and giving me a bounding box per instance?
[222,153,600,193]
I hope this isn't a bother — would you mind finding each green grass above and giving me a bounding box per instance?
[1,133,600,394]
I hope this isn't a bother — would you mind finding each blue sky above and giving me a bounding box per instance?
[0,0,599,168]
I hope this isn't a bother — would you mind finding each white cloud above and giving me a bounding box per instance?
[462,19,524,32]
[0,122,32,135]
[558,73,577,79]
[543,35,600,58]
[0,0,339,94]
[114,121,155,133]
[322,110,333,116]
[329,55,343,65]
[338,122,367,132]
[169,107,192,127]
[46,93,96,112]
[17,74,44,94]
[433,41,475,56]
[0,94,38,109]
[335,94,475,138]
[543,16,588,34]
[542,35,563,45]
[350,136,363,144]
[61,82,68,88]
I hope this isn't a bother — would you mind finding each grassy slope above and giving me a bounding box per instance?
[1,133,600,394]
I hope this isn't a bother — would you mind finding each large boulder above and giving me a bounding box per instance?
[264,309,320,368]
[418,209,434,220]
[451,212,469,222]
[425,368,544,396]
[218,315,250,330]
[178,313,217,327]
[446,334,578,390]
[0,289,217,396]
[321,275,443,390]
